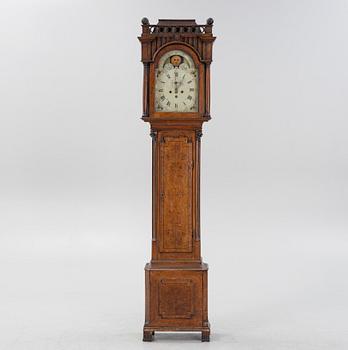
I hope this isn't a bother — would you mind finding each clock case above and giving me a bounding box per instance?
[138,18,215,342]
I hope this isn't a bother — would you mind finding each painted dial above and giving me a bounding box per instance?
[155,50,198,112]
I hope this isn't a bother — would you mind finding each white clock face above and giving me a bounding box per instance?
[155,50,198,112]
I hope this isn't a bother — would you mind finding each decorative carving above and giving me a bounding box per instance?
[196,130,203,140]
[206,18,214,25]
[147,19,208,35]
[150,130,157,141]
[138,19,216,63]
[141,17,149,25]
[159,279,194,319]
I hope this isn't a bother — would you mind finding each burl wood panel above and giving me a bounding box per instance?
[159,135,193,253]
[159,279,194,318]
[149,269,203,327]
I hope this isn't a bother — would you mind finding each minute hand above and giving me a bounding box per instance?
[177,74,186,88]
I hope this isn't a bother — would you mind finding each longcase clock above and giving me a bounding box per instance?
[138,18,216,342]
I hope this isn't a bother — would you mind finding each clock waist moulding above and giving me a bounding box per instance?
[138,18,216,342]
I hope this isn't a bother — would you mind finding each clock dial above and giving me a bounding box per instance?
[155,50,198,112]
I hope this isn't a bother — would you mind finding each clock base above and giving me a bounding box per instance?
[143,262,210,342]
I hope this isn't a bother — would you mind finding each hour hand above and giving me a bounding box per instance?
[173,80,179,93]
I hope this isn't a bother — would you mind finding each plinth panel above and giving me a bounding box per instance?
[144,265,208,329]
[159,278,194,319]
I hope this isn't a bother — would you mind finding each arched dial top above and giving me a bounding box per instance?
[155,50,198,113]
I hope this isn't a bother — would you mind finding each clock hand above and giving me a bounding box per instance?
[174,68,178,94]
[177,74,186,89]
[174,69,179,93]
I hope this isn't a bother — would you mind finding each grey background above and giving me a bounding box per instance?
[1,0,347,349]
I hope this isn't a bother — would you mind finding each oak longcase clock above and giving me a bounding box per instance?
[138,18,216,342]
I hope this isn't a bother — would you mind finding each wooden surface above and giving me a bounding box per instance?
[139,18,215,342]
